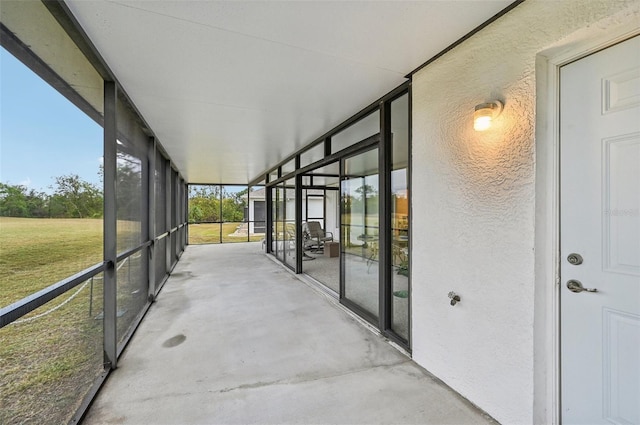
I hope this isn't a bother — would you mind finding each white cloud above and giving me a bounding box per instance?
[19,177,31,187]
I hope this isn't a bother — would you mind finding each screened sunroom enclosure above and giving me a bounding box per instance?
[1,1,416,422]
[0,79,188,424]
[0,3,188,423]
[184,87,412,347]
[262,86,411,347]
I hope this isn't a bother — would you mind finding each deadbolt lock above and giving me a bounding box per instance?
[567,253,583,265]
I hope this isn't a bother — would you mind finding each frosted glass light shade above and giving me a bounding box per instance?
[473,101,503,131]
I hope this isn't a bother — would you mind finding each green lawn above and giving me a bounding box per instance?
[0,287,103,425]
[0,217,103,307]
[188,222,264,244]
[1,218,106,424]
[0,217,261,423]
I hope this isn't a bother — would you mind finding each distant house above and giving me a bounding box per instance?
[241,187,267,235]
[243,187,328,236]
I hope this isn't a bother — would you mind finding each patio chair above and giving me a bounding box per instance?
[302,221,333,253]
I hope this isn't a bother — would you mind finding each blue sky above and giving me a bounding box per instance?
[0,47,103,194]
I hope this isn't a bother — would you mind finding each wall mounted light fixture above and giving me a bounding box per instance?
[473,100,503,131]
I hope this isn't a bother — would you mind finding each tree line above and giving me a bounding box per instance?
[2,169,252,222]
[188,186,248,223]
[0,175,103,218]
[1,155,142,219]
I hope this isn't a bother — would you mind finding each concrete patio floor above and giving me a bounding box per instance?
[83,243,497,425]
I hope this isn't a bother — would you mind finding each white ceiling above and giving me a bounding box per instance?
[65,0,514,184]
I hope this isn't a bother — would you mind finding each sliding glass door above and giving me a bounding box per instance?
[341,147,379,321]
[283,178,296,267]
[263,86,410,348]
[301,163,340,294]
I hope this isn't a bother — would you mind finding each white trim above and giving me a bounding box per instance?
[533,52,561,425]
[535,21,640,425]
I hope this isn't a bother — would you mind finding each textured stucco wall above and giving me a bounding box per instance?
[411,1,640,424]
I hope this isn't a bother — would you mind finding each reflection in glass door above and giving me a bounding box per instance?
[283,178,296,267]
[273,186,284,262]
[341,147,379,320]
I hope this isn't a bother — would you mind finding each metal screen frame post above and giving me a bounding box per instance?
[165,161,172,272]
[339,158,345,299]
[103,81,118,369]
[147,137,156,302]
[219,184,223,244]
[246,188,251,243]
[406,85,413,348]
[379,100,392,333]
[184,179,188,247]
[179,179,184,251]
[186,183,190,246]
[175,175,180,261]
[266,185,273,253]
[295,173,303,273]
[140,138,151,299]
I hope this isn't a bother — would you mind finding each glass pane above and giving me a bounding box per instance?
[281,159,296,176]
[302,186,340,293]
[275,186,285,261]
[271,187,278,253]
[390,93,410,340]
[325,189,340,242]
[306,193,324,228]
[0,273,104,424]
[309,161,339,176]
[341,148,379,318]
[116,151,143,253]
[268,169,279,183]
[300,143,325,168]
[332,111,379,154]
[284,179,296,266]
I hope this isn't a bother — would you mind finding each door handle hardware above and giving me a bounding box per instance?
[566,279,598,293]
[567,253,583,265]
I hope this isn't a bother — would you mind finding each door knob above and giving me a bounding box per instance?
[566,279,598,293]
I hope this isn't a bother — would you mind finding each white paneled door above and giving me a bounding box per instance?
[560,35,640,424]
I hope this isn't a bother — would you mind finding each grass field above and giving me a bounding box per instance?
[0,218,105,424]
[0,217,147,424]
[0,217,262,423]
[0,218,103,307]
[188,222,264,244]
